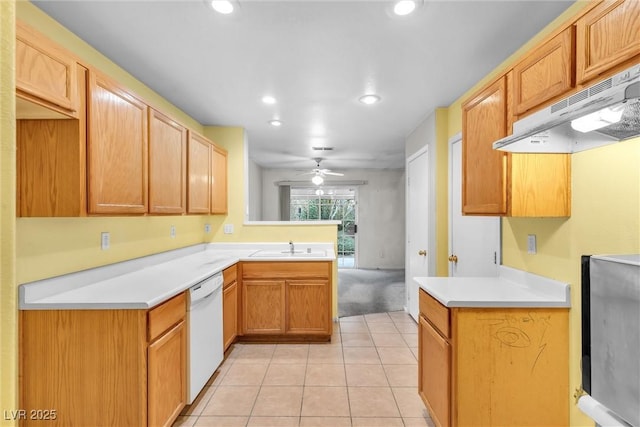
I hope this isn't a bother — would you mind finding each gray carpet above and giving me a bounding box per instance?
[338,268,405,318]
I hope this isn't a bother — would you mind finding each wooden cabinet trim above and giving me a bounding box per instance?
[242,261,331,280]
[148,292,186,342]
[419,289,450,338]
[223,264,238,288]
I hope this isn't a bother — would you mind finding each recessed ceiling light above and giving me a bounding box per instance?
[393,0,416,16]
[211,0,234,14]
[359,94,381,105]
[269,119,282,127]
[262,95,276,105]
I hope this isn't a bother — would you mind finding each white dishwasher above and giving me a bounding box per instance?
[187,272,224,404]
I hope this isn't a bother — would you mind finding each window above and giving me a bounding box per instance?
[289,187,357,268]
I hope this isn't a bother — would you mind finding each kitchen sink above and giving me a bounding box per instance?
[250,249,327,258]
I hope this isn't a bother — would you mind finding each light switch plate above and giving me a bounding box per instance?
[527,234,537,254]
[223,224,234,234]
[101,232,110,250]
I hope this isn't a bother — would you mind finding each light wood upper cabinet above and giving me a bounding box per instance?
[512,27,575,115]
[187,132,212,214]
[17,65,88,217]
[462,77,508,215]
[211,145,228,214]
[88,71,148,214]
[576,0,640,84]
[417,289,569,427]
[16,21,78,118]
[462,76,571,217]
[149,109,187,214]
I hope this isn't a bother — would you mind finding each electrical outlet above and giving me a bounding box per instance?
[527,234,537,254]
[204,224,211,233]
[101,232,110,250]
[223,224,234,234]
[170,225,176,238]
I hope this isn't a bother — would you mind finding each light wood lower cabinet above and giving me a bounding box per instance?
[148,320,187,427]
[222,264,239,350]
[417,289,569,427]
[243,279,286,334]
[20,293,187,427]
[240,261,332,339]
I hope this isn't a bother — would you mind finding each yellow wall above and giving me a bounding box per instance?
[7,2,338,421]
[1,2,17,425]
[435,108,449,276]
[442,2,638,425]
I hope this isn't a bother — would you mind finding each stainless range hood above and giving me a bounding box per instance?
[493,63,640,153]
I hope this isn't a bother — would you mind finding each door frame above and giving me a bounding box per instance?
[448,132,501,276]
[406,145,435,312]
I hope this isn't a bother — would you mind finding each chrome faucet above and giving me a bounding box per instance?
[289,240,295,254]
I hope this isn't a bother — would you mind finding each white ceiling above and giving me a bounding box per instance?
[33,0,573,170]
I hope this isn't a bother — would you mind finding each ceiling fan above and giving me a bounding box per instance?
[299,158,344,185]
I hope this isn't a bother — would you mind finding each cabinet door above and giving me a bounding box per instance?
[418,316,451,427]
[148,320,187,427]
[513,27,574,115]
[211,145,228,214]
[576,0,640,84]
[462,77,508,215]
[243,280,285,334]
[88,72,148,214]
[286,280,330,335]
[223,281,238,350]
[16,21,78,117]
[187,132,211,214]
[149,109,187,214]
[17,66,87,217]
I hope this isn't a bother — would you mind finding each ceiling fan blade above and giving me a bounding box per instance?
[323,171,344,176]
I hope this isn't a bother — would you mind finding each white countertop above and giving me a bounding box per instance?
[414,266,570,308]
[19,242,335,310]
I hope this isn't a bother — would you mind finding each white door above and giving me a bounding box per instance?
[449,135,500,277]
[406,148,430,321]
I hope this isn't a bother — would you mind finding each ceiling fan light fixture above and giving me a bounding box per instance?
[312,175,324,185]
[359,94,381,105]
[393,0,416,16]
[210,0,234,14]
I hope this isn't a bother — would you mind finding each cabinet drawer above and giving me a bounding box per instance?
[419,289,450,338]
[242,261,330,279]
[148,292,186,342]
[223,264,237,288]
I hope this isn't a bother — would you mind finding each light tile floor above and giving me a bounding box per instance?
[173,311,434,427]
